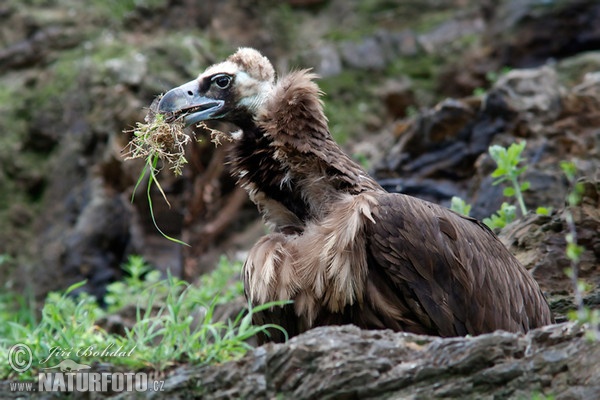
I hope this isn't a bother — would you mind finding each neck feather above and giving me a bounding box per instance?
[229,70,382,229]
[257,70,382,195]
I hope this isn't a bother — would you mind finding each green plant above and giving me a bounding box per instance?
[447,143,553,230]
[488,141,530,216]
[0,256,286,380]
[0,280,111,380]
[560,161,599,341]
[0,288,36,340]
[118,272,288,370]
[485,66,512,84]
[450,196,471,217]
[482,202,517,230]
[472,87,486,97]
[530,392,555,400]
[104,255,163,311]
[89,0,169,23]
[125,111,191,246]
[473,67,512,96]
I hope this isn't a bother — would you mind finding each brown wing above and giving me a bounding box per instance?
[365,192,553,337]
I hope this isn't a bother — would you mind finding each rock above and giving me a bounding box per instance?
[556,51,600,86]
[380,29,420,58]
[375,94,507,209]
[340,37,387,70]
[36,177,142,301]
[491,65,562,123]
[0,23,83,72]
[378,77,416,119]
[375,61,600,219]
[439,1,600,98]
[418,14,485,54]
[107,323,600,399]
[485,0,600,68]
[104,52,148,87]
[501,180,600,305]
[310,44,343,78]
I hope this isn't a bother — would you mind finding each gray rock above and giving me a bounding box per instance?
[491,65,562,122]
[340,37,387,70]
[110,322,599,399]
[312,44,343,78]
[485,0,600,68]
[104,52,148,87]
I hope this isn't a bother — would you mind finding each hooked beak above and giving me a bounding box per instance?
[158,79,224,127]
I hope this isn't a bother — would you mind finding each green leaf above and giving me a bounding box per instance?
[491,168,507,179]
[64,280,88,295]
[500,202,516,222]
[560,160,577,181]
[567,192,581,207]
[503,187,515,197]
[566,242,584,262]
[535,206,551,216]
[483,215,504,230]
[520,181,530,192]
[491,177,509,187]
[507,140,526,160]
[488,145,503,158]
[450,196,471,217]
[484,202,517,231]
[514,166,528,177]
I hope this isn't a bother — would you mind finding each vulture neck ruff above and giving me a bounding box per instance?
[230,70,383,232]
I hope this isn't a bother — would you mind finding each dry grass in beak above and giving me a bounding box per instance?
[123,96,234,246]
[123,96,191,246]
[124,96,191,176]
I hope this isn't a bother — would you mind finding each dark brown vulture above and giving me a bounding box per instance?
[158,48,553,343]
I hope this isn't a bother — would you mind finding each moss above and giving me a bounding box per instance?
[411,10,457,34]
[0,48,87,253]
[385,53,446,105]
[144,32,220,81]
[317,49,447,142]
[88,0,169,23]
[0,82,34,209]
[264,3,302,53]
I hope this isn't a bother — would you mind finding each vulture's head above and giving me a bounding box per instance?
[158,48,275,131]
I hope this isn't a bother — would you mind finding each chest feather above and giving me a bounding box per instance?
[243,193,378,324]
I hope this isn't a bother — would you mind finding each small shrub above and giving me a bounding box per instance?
[488,141,529,216]
[483,202,517,230]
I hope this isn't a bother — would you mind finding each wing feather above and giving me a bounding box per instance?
[365,192,553,336]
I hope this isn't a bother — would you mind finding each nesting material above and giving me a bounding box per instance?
[125,96,231,176]
[124,96,190,175]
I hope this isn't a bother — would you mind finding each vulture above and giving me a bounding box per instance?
[157,48,553,343]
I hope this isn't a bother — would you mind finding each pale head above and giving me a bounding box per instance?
[158,48,275,129]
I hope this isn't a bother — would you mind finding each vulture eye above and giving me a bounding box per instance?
[213,75,232,89]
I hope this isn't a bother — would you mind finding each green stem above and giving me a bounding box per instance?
[512,177,528,216]
[564,210,583,312]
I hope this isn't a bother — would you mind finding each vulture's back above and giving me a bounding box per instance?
[363,192,553,336]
